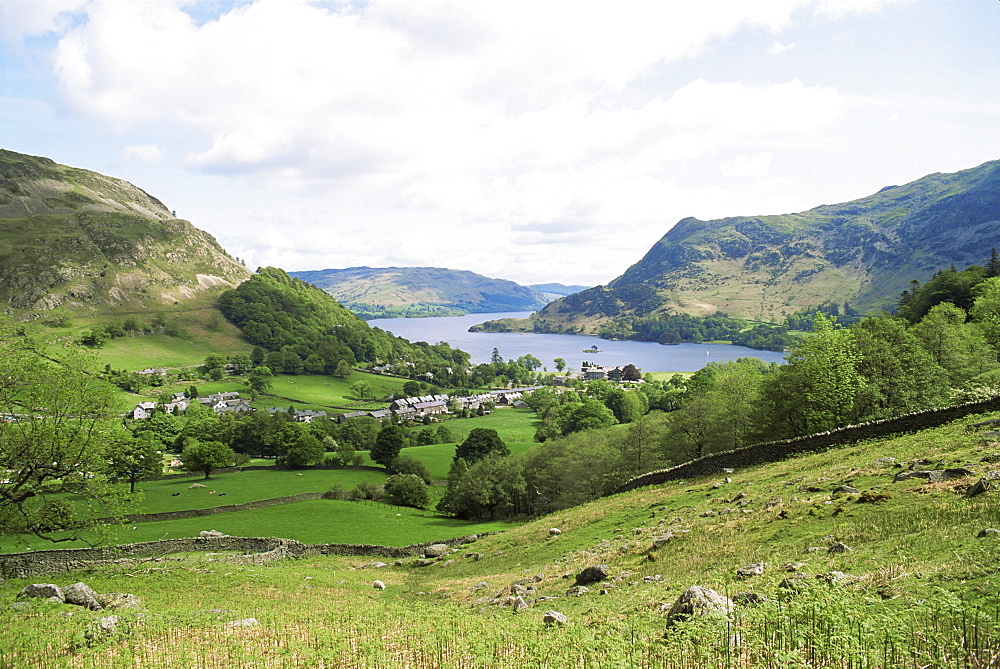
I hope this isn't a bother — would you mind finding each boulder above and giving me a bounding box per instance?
[566,586,589,597]
[512,596,530,612]
[732,592,768,606]
[818,571,850,585]
[827,542,852,554]
[575,564,610,585]
[413,559,435,567]
[17,583,64,603]
[778,574,813,594]
[198,530,228,538]
[64,582,102,610]
[832,485,860,495]
[225,618,260,628]
[97,593,141,610]
[966,478,994,498]
[652,533,674,549]
[543,610,568,626]
[665,586,734,627]
[424,544,451,558]
[736,563,766,578]
[459,534,478,544]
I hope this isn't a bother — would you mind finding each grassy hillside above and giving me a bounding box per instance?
[3,409,999,667]
[0,150,250,317]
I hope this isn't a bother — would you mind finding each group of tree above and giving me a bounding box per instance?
[436,255,1000,521]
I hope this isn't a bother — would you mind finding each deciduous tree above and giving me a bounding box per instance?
[0,321,129,543]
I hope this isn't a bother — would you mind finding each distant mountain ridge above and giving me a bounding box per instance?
[0,150,250,313]
[289,266,554,318]
[505,159,1000,333]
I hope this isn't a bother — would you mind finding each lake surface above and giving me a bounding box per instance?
[368,312,787,373]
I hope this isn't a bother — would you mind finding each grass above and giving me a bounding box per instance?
[4,412,1000,667]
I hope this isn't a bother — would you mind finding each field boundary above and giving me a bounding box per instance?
[0,532,493,579]
[618,396,1000,492]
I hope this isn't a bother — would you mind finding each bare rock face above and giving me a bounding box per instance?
[665,586,734,627]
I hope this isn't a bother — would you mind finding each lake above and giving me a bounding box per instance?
[367,312,787,373]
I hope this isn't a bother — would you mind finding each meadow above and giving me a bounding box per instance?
[3,410,999,667]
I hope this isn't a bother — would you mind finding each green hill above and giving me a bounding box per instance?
[506,160,1000,334]
[2,406,998,667]
[0,150,250,316]
[289,266,549,318]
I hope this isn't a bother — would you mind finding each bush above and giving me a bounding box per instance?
[390,454,432,483]
[384,474,430,509]
[352,481,384,501]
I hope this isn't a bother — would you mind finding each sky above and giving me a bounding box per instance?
[1,0,997,287]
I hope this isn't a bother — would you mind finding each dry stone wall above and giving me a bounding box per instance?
[0,533,490,579]
[618,396,1000,493]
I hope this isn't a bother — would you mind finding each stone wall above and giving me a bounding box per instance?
[116,492,326,523]
[618,396,1000,493]
[0,533,490,579]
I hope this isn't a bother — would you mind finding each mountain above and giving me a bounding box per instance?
[528,282,591,302]
[0,150,250,314]
[505,160,1000,333]
[288,266,549,319]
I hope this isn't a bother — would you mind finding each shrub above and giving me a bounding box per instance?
[384,474,430,509]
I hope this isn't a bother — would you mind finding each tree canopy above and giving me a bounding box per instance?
[0,319,129,544]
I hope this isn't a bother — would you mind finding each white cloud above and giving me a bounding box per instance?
[724,152,775,178]
[0,0,87,41]
[25,0,961,285]
[122,144,164,163]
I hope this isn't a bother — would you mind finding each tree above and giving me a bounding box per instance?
[371,424,406,468]
[203,353,227,376]
[247,365,274,394]
[435,424,455,443]
[402,380,422,397]
[621,363,642,382]
[105,433,163,494]
[277,426,325,468]
[437,454,527,519]
[0,321,129,543]
[390,454,432,482]
[455,428,509,464]
[553,357,567,373]
[384,474,430,508]
[911,303,998,385]
[181,439,234,479]
[754,313,866,440]
[517,354,542,371]
[228,352,254,375]
[350,380,375,400]
[334,359,353,379]
[562,399,618,435]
